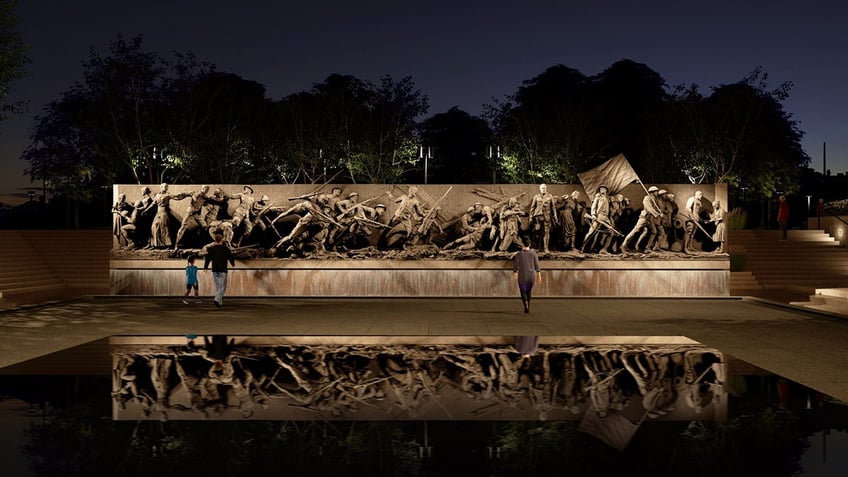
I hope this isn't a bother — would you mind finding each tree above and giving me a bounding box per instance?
[163,70,273,184]
[0,0,29,124]
[417,107,493,183]
[274,73,428,184]
[486,65,593,183]
[356,75,428,184]
[669,67,809,199]
[24,35,167,196]
[590,59,674,182]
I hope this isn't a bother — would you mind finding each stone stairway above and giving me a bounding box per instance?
[728,228,848,305]
[0,230,66,307]
[791,288,848,315]
[0,230,111,307]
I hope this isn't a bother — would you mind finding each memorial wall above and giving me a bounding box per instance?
[110,182,728,297]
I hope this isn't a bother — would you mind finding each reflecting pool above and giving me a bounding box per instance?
[1,336,847,476]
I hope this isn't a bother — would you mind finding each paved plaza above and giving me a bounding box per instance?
[1,295,847,403]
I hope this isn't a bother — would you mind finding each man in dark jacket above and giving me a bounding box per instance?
[204,233,235,307]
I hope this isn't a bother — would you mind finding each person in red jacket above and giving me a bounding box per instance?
[777,195,790,240]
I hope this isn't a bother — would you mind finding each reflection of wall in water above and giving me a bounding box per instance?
[112,341,727,424]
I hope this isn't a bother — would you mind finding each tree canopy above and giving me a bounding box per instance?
[22,36,810,219]
[0,0,29,124]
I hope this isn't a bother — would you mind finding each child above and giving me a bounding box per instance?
[182,256,201,304]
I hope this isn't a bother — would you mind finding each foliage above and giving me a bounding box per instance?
[20,37,810,227]
[668,67,809,199]
[417,107,494,183]
[823,199,848,215]
[0,0,29,123]
[726,207,748,230]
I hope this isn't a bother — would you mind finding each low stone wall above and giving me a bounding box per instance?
[816,215,848,247]
[110,259,729,297]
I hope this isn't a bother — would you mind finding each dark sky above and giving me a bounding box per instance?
[2,0,847,204]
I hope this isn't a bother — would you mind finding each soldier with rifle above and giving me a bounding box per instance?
[621,185,663,253]
[683,190,708,253]
[582,185,614,253]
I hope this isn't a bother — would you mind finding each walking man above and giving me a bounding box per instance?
[513,236,542,313]
[204,232,235,308]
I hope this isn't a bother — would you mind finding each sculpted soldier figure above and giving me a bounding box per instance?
[654,189,674,251]
[224,185,258,247]
[385,186,429,248]
[529,183,558,252]
[389,186,426,227]
[329,192,361,246]
[172,184,213,251]
[581,185,611,253]
[621,185,662,253]
[273,195,335,249]
[494,197,525,252]
[558,191,581,252]
[683,190,705,253]
[599,193,626,254]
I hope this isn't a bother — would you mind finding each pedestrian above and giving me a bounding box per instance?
[182,255,201,304]
[513,235,542,313]
[204,232,235,308]
[777,195,790,240]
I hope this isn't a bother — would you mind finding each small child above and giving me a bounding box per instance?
[182,256,201,304]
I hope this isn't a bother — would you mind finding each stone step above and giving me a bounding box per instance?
[814,288,848,299]
[0,278,65,291]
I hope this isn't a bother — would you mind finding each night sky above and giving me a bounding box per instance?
[1,0,847,205]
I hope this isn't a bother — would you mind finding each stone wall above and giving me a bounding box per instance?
[110,258,728,297]
[111,183,729,297]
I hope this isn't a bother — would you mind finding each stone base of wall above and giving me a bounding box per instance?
[110,259,729,297]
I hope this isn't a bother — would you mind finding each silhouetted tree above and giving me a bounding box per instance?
[417,107,493,183]
[590,59,674,182]
[669,67,809,199]
[0,0,28,125]
[486,65,594,183]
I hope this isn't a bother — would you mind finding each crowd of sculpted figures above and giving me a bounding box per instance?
[112,340,725,422]
[112,182,726,257]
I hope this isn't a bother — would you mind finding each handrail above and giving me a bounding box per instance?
[822,207,848,229]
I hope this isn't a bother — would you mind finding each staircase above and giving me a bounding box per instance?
[0,230,111,308]
[793,288,848,315]
[728,229,848,305]
[0,230,66,307]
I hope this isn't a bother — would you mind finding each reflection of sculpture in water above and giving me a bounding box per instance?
[112,343,726,425]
